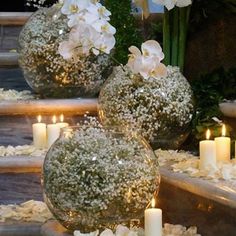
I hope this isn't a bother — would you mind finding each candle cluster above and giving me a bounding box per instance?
[32,115,69,149]
[200,124,231,170]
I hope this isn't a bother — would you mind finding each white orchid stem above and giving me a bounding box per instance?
[91,47,125,72]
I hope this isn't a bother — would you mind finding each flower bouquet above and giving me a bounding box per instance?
[43,118,160,232]
[99,40,194,149]
[19,0,116,98]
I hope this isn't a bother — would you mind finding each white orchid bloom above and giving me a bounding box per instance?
[83,11,100,25]
[87,2,111,20]
[127,46,142,73]
[100,229,114,236]
[141,40,164,61]
[127,40,167,79]
[61,0,90,15]
[152,0,191,10]
[140,57,167,79]
[92,33,115,55]
[58,40,77,60]
[92,19,116,35]
[67,11,86,27]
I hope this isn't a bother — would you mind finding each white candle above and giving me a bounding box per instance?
[215,124,231,162]
[57,114,69,129]
[199,129,216,170]
[145,198,162,236]
[32,115,47,149]
[47,115,61,148]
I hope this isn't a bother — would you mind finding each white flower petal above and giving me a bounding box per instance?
[141,40,164,61]
[61,0,90,15]
[100,229,114,236]
[128,46,142,57]
[58,41,76,59]
[74,230,99,236]
[115,225,130,236]
[176,0,192,8]
[151,63,167,79]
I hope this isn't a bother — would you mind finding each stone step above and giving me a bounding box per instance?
[0,222,41,236]
[0,52,19,67]
[0,156,43,173]
[220,102,236,118]
[0,99,98,116]
[1,163,236,235]
[0,13,32,66]
[0,12,32,26]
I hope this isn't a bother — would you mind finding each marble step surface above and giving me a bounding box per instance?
[0,98,98,116]
[0,52,19,67]
[0,156,44,173]
[1,166,236,236]
[219,102,236,118]
[0,222,41,236]
[0,12,32,26]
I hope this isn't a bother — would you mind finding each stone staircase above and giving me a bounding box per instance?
[0,12,32,67]
[0,12,236,236]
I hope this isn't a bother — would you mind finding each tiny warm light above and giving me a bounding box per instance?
[151,198,155,208]
[206,129,211,140]
[222,124,226,137]
[37,115,42,123]
[52,115,57,124]
[60,114,64,122]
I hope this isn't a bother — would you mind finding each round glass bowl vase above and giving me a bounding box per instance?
[42,125,160,232]
[18,5,112,98]
[98,65,195,150]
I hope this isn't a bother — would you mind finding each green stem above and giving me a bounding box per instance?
[171,7,179,66]
[178,6,191,73]
[178,8,186,72]
[163,7,171,66]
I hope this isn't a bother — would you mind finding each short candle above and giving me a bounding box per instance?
[215,124,231,162]
[47,115,61,148]
[32,115,47,149]
[145,198,162,236]
[57,114,69,129]
[199,129,216,170]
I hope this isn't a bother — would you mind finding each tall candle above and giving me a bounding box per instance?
[32,115,47,149]
[145,198,162,236]
[57,114,69,129]
[199,129,216,170]
[215,124,231,162]
[47,115,60,148]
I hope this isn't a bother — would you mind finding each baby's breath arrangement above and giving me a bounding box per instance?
[99,40,194,149]
[19,0,115,98]
[43,118,160,232]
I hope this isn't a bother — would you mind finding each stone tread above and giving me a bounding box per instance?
[219,102,236,118]
[0,12,32,26]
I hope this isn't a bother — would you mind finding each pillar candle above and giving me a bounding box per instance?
[145,198,162,236]
[57,114,69,129]
[47,115,60,148]
[215,124,231,162]
[32,115,47,149]
[199,129,216,170]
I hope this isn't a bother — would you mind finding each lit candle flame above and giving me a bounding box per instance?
[222,124,226,137]
[60,114,64,122]
[37,115,42,123]
[52,115,57,124]
[206,129,211,140]
[151,198,155,208]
